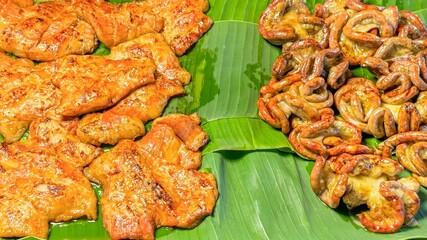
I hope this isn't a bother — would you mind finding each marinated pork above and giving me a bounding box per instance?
[50,55,156,116]
[77,33,189,145]
[145,0,213,55]
[84,114,217,240]
[0,2,97,61]
[70,0,163,48]
[0,52,60,142]
[0,0,212,60]
[0,143,97,238]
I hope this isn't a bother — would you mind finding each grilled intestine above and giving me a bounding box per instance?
[258,0,427,233]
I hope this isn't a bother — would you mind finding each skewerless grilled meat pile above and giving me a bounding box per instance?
[258,0,427,233]
[0,0,218,239]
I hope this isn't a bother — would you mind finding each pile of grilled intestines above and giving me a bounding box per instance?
[0,0,218,239]
[258,0,427,233]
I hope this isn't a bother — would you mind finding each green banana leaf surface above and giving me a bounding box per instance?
[10,0,427,239]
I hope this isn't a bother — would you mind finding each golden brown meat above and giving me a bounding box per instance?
[137,115,206,170]
[111,76,186,122]
[0,142,97,238]
[0,64,60,120]
[145,0,213,55]
[0,2,97,61]
[77,33,189,145]
[27,117,103,167]
[77,113,145,146]
[69,0,164,48]
[50,55,156,116]
[108,33,191,85]
[76,76,185,145]
[84,114,217,240]
[0,52,61,142]
[152,114,209,152]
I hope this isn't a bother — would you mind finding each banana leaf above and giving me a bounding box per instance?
[6,0,427,239]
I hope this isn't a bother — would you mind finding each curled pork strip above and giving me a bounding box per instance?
[311,145,420,233]
[336,8,396,65]
[376,72,419,105]
[315,0,383,19]
[377,131,427,187]
[289,113,362,160]
[397,10,427,39]
[259,0,328,47]
[272,39,323,79]
[258,79,333,134]
[390,60,427,90]
[334,78,381,133]
[374,36,422,63]
[415,91,427,124]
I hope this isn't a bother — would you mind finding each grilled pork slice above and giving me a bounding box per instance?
[27,117,103,167]
[109,76,186,123]
[0,143,97,239]
[84,114,217,240]
[77,113,145,146]
[0,53,61,142]
[50,55,156,116]
[77,33,189,145]
[108,33,191,85]
[145,0,213,55]
[151,113,210,152]
[0,2,97,61]
[0,63,60,120]
[77,76,185,146]
[0,36,161,143]
[70,0,164,48]
[137,115,206,170]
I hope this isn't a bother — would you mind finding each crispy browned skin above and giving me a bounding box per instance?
[85,114,217,240]
[77,33,189,145]
[50,55,156,116]
[70,0,164,48]
[0,142,97,238]
[108,33,191,84]
[145,0,212,55]
[0,2,97,61]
